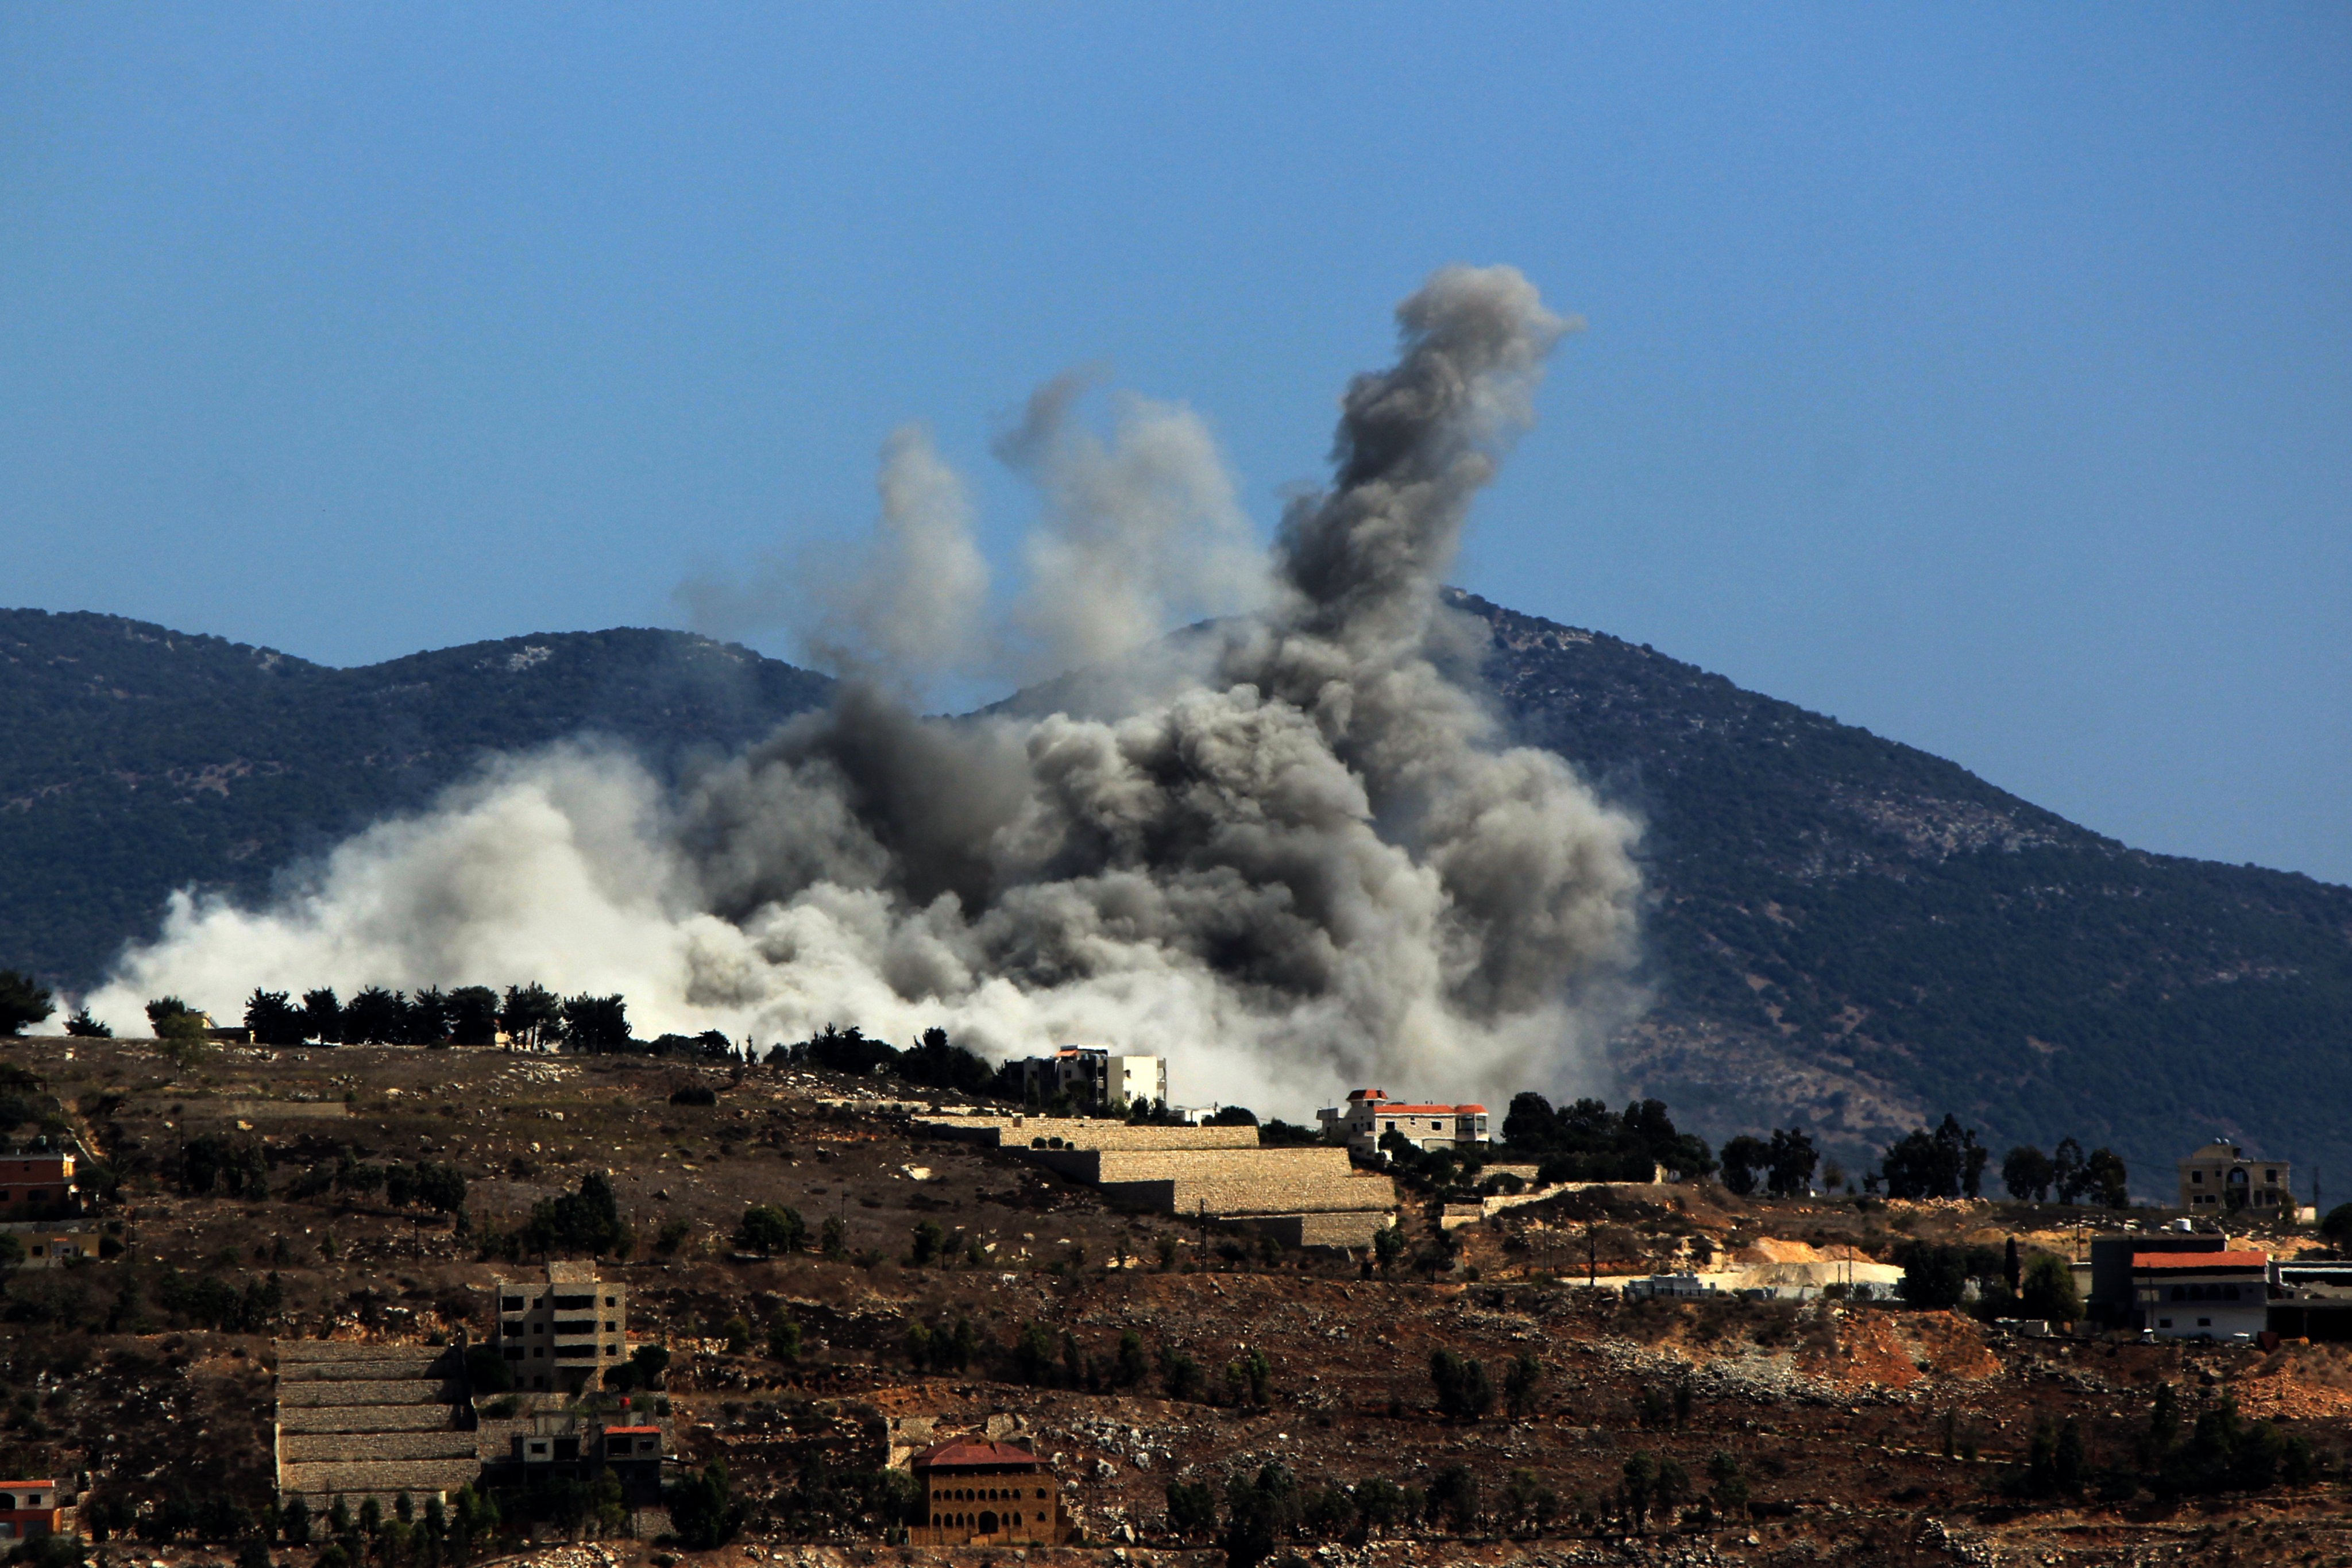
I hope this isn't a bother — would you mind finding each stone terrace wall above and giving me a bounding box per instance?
[1033,1146,1354,1184]
[914,1116,1258,1152]
[1106,1172,1397,1217]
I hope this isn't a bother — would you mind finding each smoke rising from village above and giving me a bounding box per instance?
[88,265,1645,1114]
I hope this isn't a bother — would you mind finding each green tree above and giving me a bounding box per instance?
[1115,1328,1149,1387]
[2002,1145,2054,1202]
[445,987,500,1046]
[2322,1204,2352,1252]
[1765,1127,1818,1197]
[1621,1453,1657,1528]
[244,988,306,1046]
[1225,1345,1272,1407]
[1372,1222,1407,1275]
[1504,1351,1543,1419]
[300,987,343,1044]
[520,1171,628,1256]
[63,1007,111,1038]
[0,970,55,1036]
[1010,1321,1057,1385]
[1164,1480,1217,1539]
[666,1461,740,1550]
[1431,1349,1494,1420]
[497,984,560,1050]
[736,1203,806,1254]
[558,993,630,1053]
[2019,1252,2081,1323]
[820,1212,848,1260]
[1429,1464,1479,1532]
[2084,1146,2131,1208]
[1718,1134,1768,1196]
[765,1313,801,1363]
[341,986,408,1044]
[1706,1451,1749,1518]
[1352,1478,1404,1531]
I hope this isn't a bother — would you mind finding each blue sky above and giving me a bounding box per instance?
[5,4,2347,883]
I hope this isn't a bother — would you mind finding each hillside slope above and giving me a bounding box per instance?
[1449,590,2352,1190]
[0,609,833,985]
[6,600,2349,1188]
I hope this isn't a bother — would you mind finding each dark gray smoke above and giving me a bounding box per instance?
[91,265,1641,1113]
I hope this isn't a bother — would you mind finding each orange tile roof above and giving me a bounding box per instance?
[914,1439,1044,1472]
[2131,1251,2268,1270]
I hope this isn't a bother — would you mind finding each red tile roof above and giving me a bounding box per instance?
[2131,1251,2269,1271]
[603,1426,659,1435]
[914,1439,1045,1472]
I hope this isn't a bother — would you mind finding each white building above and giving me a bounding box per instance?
[1316,1088,1489,1155]
[2131,1249,2270,1341]
[1019,1046,1167,1113]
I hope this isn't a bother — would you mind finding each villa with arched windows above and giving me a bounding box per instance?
[907,1438,1069,1547]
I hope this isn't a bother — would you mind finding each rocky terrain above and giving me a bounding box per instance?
[5,1035,2352,1566]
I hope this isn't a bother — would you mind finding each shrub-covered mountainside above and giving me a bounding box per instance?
[1447,589,2352,1191]
[0,609,833,988]
[7,598,2350,1188]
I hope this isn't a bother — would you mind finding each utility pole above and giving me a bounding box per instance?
[1586,1222,1597,1288]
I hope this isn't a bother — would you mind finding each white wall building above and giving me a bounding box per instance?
[1019,1046,1167,1113]
[2131,1249,2270,1341]
[1316,1088,1490,1154]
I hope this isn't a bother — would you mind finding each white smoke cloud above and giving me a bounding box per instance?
[89,265,1644,1117]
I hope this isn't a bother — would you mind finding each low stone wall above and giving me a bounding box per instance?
[279,1430,475,1462]
[914,1115,1258,1152]
[276,1457,482,1503]
[1030,1146,1353,1184]
[280,1378,450,1407]
[278,1404,454,1434]
[1104,1172,1396,1217]
[1246,1211,1392,1248]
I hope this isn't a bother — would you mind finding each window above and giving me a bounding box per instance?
[2159,1318,2173,1328]
[606,1295,617,1306]
[502,1296,524,1311]
[503,1347,524,1362]
[529,1443,547,1456]
[2192,1172,2203,1184]
[2198,1317,2212,1327]
[605,1320,616,1331]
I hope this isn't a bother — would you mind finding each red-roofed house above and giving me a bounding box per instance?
[1316,1089,1489,1155]
[2131,1250,2271,1341]
[908,1439,1069,1547]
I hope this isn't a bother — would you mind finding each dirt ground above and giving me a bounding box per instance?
[9,1034,2352,1566]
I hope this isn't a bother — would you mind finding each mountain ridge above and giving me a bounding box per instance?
[6,598,2347,1192]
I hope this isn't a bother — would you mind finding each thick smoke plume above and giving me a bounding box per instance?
[88,266,1643,1114]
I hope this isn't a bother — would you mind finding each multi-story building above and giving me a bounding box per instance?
[0,1480,71,1543]
[1018,1048,1167,1114]
[0,1155,76,1222]
[1316,1088,1490,1155]
[909,1438,1070,1548]
[2176,1138,2293,1214]
[490,1261,628,1393]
